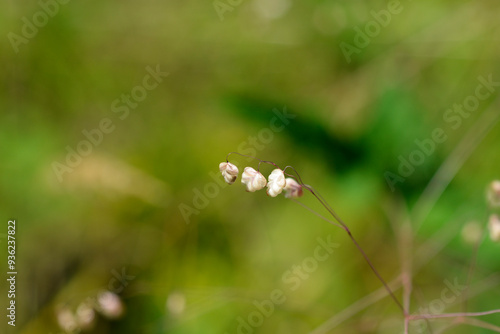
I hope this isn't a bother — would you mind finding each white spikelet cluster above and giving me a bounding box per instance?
[219,160,302,199]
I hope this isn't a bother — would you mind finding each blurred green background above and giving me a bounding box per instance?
[1,0,500,333]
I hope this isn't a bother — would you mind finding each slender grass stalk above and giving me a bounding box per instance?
[221,152,500,332]
[461,318,500,333]
[225,153,406,313]
[298,182,406,314]
[408,309,500,320]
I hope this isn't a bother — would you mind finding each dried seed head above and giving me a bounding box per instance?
[284,178,303,198]
[488,214,500,242]
[219,162,239,185]
[487,180,500,207]
[241,167,267,192]
[267,169,286,197]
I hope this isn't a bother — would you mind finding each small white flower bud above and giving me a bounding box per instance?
[219,162,239,185]
[97,291,124,319]
[284,178,303,198]
[487,180,500,207]
[241,167,267,192]
[267,169,286,197]
[488,214,500,242]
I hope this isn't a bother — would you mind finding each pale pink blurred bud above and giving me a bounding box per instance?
[488,214,500,242]
[267,169,286,197]
[241,167,267,192]
[284,178,303,198]
[219,162,239,185]
[461,221,482,245]
[487,180,500,207]
[97,291,124,319]
[166,291,186,317]
[76,301,95,330]
[56,306,77,333]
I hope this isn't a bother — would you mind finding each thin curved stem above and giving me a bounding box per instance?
[297,184,405,314]
[282,165,306,185]
[461,318,500,333]
[345,229,405,314]
[408,309,500,320]
[225,152,279,170]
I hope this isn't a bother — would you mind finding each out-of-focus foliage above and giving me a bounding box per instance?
[1,0,499,333]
